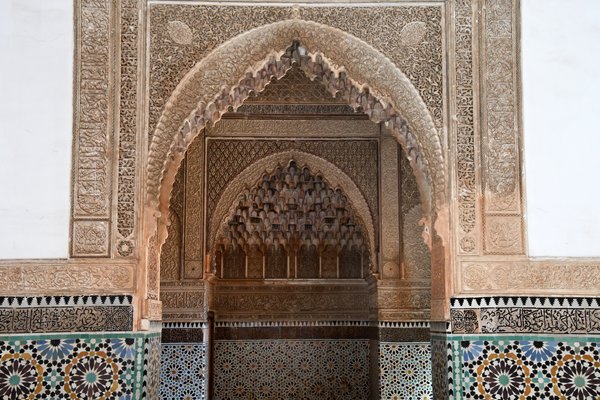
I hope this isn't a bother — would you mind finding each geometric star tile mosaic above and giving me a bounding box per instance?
[454,336,600,399]
[160,343,207,400]
[213,339,370,399]
[144,334,162,399]
[0,332,157,399]
[431,335,452,400]
[378,342,433,400]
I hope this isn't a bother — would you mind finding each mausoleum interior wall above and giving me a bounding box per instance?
[1,1,600,398]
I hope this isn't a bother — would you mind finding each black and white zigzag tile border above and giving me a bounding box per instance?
[451,296,600,309]
[0,295,132,308]
[162,321,207,329]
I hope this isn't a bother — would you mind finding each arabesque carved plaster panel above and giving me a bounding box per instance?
[483,215,524,254]
[207,119,379,137]
[481,0,525,254]
[72,0,112,220]
[459,260,600,295]
[212,282,369,321]
[71,0,114,258]
[452,0,480,255]
[183,137,205,279]
[0,262,136,295]
[115,0,140,257]
[380,136,401,278]
[72,220,110,257]
[148,4,444,136]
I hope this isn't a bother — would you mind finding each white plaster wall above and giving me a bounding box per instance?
[522,0,600,257]
[0,1,72,258]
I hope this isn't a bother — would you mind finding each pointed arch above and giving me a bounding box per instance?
[209,151,376,266]
[141,19,450,318]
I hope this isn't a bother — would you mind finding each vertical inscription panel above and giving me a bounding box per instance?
[184,138,204,279]
[115,0,140,258]
[453,0,480,255]
[72,0,113,257]
[380,136,401,279]
[481,0,525,254]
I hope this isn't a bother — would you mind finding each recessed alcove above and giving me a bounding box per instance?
[159,63,432,398]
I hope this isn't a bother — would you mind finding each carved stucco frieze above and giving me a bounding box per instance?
[213,292,368,314]
[207,119,379,137]
[377,288,431,311]
[161,288,206,314]
[212,282,369,321]
[460,261,600,294]
[0,263,136,295]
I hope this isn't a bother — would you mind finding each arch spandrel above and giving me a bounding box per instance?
[209,151,376,269]
[146,19,446,223]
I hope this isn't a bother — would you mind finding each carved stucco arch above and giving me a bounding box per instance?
[142,19,450,318]
[209,151,376,268]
